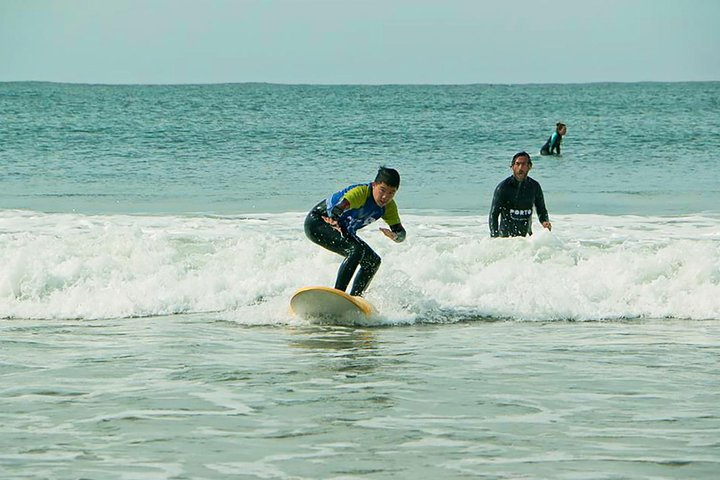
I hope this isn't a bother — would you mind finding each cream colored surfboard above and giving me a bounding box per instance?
[290,286,374,320]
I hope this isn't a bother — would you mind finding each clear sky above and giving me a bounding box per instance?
[1,0,718,85]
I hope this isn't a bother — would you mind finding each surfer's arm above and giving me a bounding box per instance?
[380,223,406,243]
[327,198,350,220]
[322,198,350,233]
[549,132,561,154]
[380,201,404,242]
[325,185,370,227]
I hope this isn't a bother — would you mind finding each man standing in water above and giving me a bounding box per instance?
[489,151,552,237]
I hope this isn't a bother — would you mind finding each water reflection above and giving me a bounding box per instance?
[287,325,376,352]
[287,325,379,375]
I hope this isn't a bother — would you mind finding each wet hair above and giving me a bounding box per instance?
[556,122,566,131]
[374,166,400,188]
[511,151,532,166]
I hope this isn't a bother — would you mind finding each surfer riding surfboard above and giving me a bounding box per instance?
[290,167,405,320]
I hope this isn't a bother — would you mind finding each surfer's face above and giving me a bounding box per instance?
[372,182,397,207]
[511,156,532,181]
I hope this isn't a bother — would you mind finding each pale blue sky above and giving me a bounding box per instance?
[1,0,718,84]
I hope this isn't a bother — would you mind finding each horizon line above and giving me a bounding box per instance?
[1,79,718,88]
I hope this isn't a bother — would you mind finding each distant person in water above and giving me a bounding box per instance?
[540,122,567,156]
[489,152,551,237]
[304,166,406,297]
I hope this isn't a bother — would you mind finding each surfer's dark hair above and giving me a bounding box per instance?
[511,151,532,166]
[375,166,400,188]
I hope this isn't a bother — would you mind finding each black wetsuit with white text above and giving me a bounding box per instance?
[489,176,549,237]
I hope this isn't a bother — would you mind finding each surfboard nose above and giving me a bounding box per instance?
[290,286,375,321]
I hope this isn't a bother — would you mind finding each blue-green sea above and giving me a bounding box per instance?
[1,81,719,479]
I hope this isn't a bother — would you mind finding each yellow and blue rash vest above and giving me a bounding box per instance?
[326,183,401,236]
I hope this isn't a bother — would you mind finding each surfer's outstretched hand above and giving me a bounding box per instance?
[379,227,397,241]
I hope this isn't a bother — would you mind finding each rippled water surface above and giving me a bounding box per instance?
[1,317,718,479]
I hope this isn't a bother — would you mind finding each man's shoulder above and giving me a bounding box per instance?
[525,177,544,192]
[341,183,371,198]
[498,175,523,189]
[497,176,515,187]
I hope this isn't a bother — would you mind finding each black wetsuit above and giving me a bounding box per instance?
[489,176,549,237]
[540,131,562,155]
[304,200,405,296]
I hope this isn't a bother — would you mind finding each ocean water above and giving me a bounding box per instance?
[1,81,719,479]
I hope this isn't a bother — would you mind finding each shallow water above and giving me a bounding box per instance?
[1,316,718,479]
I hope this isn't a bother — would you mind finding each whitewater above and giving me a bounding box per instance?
[2,210,718,322]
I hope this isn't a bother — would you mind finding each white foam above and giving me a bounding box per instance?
[1,210,719,323]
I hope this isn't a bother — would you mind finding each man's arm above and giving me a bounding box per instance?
[489,185,502,237]
[534,183,552,231]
